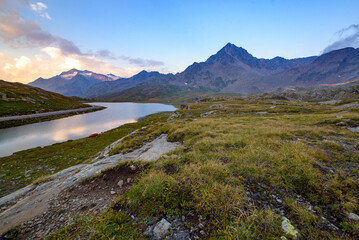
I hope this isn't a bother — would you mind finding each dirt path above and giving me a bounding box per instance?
[0,105,102,122]
[0,134,181,237]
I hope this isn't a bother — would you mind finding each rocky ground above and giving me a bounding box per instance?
[17,165,138,239]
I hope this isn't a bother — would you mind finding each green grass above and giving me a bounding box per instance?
[5,98,359,239]
[112,99,358,239]
[46,210,144,240]
[0,80,89,117]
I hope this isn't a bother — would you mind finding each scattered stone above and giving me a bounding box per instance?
[117,180,124,188]
[209,104,225,109]
[334,102,359,109]
[319,100,341,105]
[281,236,288,240]
[348,127,359,133]
[256,111,268,114]
[336,121,347,126]
[167,111,182,121]
[269,106,276,109]
[127,178,132,183]
[153,218,171,240]
[336,115,343,119]
[200,230,206,235]
[144,225,154,236]
[348,212,359,221]
[172,230,190,239]
[130,165,136,171]
[281,217,299,239]
[200,111,217,118]
[198,223,204,229]
[110,191,116,195]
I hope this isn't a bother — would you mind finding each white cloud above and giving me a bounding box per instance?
[30,2,47,12]
[40,12,51,20]
[0,47,139,83]
[30,2,51,20]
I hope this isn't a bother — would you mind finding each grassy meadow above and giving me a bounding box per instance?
[46,99,359,239]
[1,98,358,239]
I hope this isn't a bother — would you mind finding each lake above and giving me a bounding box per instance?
[0,102,176,158]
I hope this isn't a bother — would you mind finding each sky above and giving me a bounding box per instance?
[0,0,359,83]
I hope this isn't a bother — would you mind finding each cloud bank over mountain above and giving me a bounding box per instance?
[323,24,359,53]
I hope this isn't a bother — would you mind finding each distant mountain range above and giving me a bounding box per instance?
[29,69,119,96]
[28,43,359,100]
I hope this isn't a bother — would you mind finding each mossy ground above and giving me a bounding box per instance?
[3,99,359,239]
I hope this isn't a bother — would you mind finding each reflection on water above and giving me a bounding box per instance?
[0,102,176,157]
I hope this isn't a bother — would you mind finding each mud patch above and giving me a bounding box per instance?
[16,165,141,239]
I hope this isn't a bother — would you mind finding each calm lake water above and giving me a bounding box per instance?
[0,102,176,158]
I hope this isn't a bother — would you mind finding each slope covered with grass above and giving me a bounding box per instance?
[45,98,359,239]
[0,80,89,117]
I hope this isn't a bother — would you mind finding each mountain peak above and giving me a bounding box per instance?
[61,68,80,75]
[207,43,254,64]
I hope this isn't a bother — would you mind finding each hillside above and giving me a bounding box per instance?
[83,70,162,98]
[1,96,358,239]
[0,80,90,117]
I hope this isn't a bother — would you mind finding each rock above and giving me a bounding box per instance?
[143,225,154,236]
[200,111,217,118]
[319,100,341,105]
[334,102,359,109]
[127,178,132,183]
[336,121,347,126]
[281,237,288,240]
[130,165,136,171]
[200,230,206,235]
[209,104,225,109]
[167,111,182,121]
[348,212,359,221]
[117,180,124,188]
[198,223,204,229]
[256,111,268,114]
[348,127,359,133]
[269,106,276,109]
[172,230,190,239]
[281,217,299,239]
[180,104,190,110]
[336,115,343,119]
[110,191,116,195]
[153,218,171,239]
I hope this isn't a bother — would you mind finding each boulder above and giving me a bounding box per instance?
[153,218,171,239]
[348,212,359,221]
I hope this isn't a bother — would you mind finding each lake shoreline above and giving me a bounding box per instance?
[0,106,106,129]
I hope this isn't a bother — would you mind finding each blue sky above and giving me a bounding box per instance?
[1,0,359,83]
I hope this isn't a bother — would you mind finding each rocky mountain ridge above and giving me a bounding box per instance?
[29,69,119,97]
[28,44,359,100]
